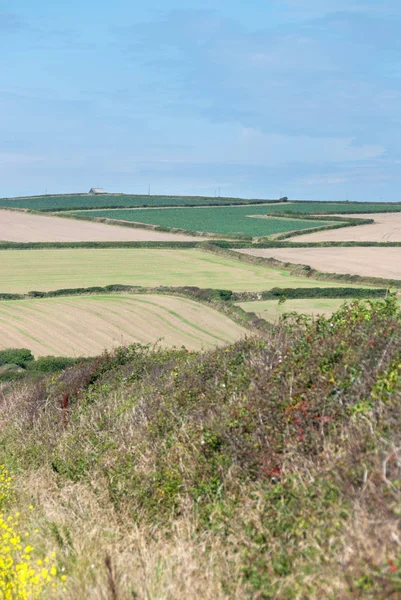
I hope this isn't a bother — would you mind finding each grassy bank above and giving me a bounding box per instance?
[1,299,401,597]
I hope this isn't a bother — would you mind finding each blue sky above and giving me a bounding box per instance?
[1,0,401,200]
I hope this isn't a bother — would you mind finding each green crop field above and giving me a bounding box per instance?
[71,206,334,237]
[0,194,273,212]
[1,195,401,215]
[262,202,401,215]
[0,248,363,294]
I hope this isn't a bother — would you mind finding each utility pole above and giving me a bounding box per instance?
[148,184,151,196]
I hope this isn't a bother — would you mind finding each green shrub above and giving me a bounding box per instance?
[0,348,34,367]
[27,356,80,373]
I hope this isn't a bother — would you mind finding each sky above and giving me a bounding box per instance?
[1,0,401,200]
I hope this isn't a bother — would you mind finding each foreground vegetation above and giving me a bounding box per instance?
[2,299,401,597]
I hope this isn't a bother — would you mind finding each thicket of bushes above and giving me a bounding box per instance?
[0,350,86,381]
[2,299,401,597]
[0,348,34,367]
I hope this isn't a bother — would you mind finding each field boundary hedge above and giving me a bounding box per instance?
[3,239,401,250]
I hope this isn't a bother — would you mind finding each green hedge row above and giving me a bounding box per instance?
[0,240,204,250]
[1,239,401,250]
[23,285,235,302]
[2,238,401,250]
[0,283,387,305]
[250,241,401,248]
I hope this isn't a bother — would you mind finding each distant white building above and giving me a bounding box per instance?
[89,188,105,194]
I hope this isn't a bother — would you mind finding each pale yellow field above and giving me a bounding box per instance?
[0,248,360,294]
[292,212,401,242]
[0,209,203,242]
[238,298,352,323]
[235,247,401,280]
[0,294,248,356]
[238,297,401,323]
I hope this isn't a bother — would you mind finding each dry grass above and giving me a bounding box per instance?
[17,471,243,600]
[2,301,401,598]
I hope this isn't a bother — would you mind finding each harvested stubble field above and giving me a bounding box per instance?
[236,247,401,280]
[291,212,401,242]
[71,206,333,237]
[0,210,203,242]
[238,297,401,322]
[0,294,247,355]
[0,248,357,294]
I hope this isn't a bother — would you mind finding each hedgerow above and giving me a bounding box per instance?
[2,239,401,251]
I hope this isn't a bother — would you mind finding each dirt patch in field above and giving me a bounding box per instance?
[0,210,203,242]
[291,213,401,242]
[0,294,247,356]
[235,247,401,280]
